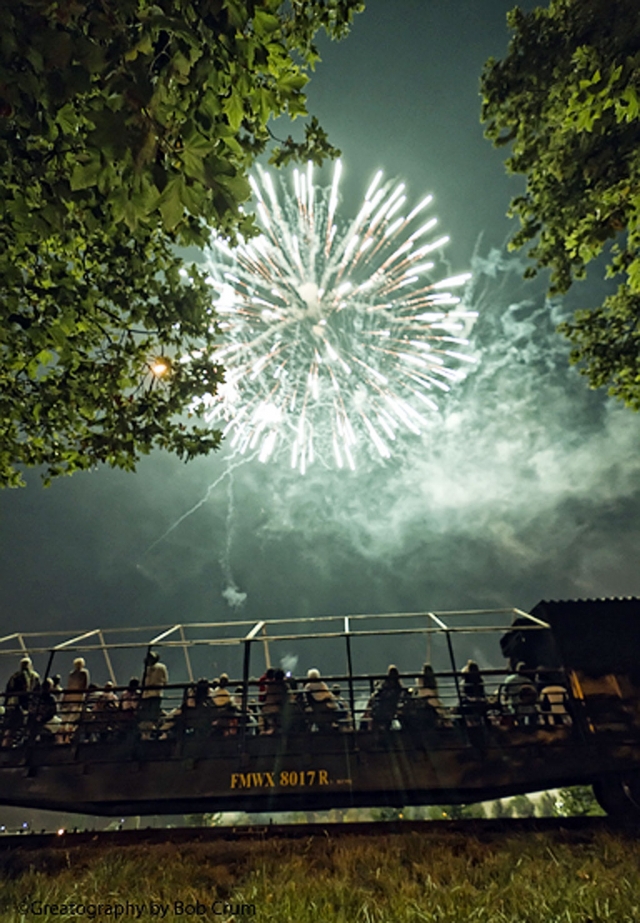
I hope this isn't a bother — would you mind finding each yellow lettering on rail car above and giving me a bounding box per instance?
[229,769,331,790]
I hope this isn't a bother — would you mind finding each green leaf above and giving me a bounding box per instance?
[26,46,44,73]
[223,92,244,132]
[124,33,154,62]
[217,172,251,203]
[171,51,192,80]
[627,258,640,293]
[70,157,102,191]
[56,103,81,134]
[158,178,184,229]
[179,180,203,215]
[277,71,308,93]
[254,10,281,37]
[616,86,640,123]
[35,349,53,367]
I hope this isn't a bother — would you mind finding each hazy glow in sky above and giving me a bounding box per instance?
[1,0,639,640]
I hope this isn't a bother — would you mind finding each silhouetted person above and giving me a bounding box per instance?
[500,662,537,727]
[305,668,338,732]
[258,668,275,705]
[140,651,168,730]
[460,660,487,727]
[50,674,63,704]
[415,663,446,715]
[262,668,288,733]
[31,678,59,741]
[3,657,40,746]
[331,684,353,732]
[536,668,572,727]
[211,674,237,735]
[61,657,89,741]
[370,665,405,732]
[120,677,140,712]
[404,663,447,731]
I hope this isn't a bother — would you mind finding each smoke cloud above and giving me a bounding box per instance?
[140,249,640,618]
[280,654,299,674]
[222,584,248,610]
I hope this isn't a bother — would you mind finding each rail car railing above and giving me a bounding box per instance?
[0,667,581,753]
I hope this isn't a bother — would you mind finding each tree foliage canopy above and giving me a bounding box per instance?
[0,0,363,486]
[481,0,640,407]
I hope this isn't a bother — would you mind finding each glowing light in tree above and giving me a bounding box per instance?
[150,358,170,377]
[197,162,477,473]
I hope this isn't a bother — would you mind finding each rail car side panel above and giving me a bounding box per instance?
[1,727,639,815]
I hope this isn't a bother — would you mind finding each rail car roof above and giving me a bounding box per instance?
[3,601,637,680]
[530,597,640,676]
[0,609,542,686]
[0,609,539,656]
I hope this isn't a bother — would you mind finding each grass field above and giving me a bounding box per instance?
[0,826,638,923]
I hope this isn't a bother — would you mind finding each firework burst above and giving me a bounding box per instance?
[197,161,477,473]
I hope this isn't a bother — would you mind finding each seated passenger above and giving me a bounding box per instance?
[50,674,63,704]
[262,668,289,734]
[415,664,437,698]
[181,683,197,710]
[177,679,210,737]
[194,677,213,709]
[120,678,141,712]
[212,674,231,708]
[80,684,104,741]
[331,684,353,732]
[415,664,447,715]
[258,668,275,705]
[304,668,336,705]
[85,683,102,709]
[499,662,538,727]
[90,681,119,739]
[459,660,488,725]
[232,684,259,735]
[370,665,405,732]
[536,668,572,727]
[305,668,338,731]
[31,678,60,741]
[284,677,308,734]
[232,684,244,711]
[211,674,236,735]
[403,664,446,730]
[461,660,485,699]
[96,681,118,710]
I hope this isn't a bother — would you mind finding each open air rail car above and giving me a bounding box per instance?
[0,599,639,818]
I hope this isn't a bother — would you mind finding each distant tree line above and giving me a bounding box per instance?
[196,786,605,827]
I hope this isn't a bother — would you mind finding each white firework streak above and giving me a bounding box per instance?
[197,161,478,474]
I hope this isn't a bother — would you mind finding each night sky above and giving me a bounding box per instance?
[2,1,639,687]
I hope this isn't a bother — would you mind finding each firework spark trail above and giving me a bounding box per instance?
[140,452,257,558]
[220,471,235,587]
[197,162,478,474]
[219,467,247,609]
